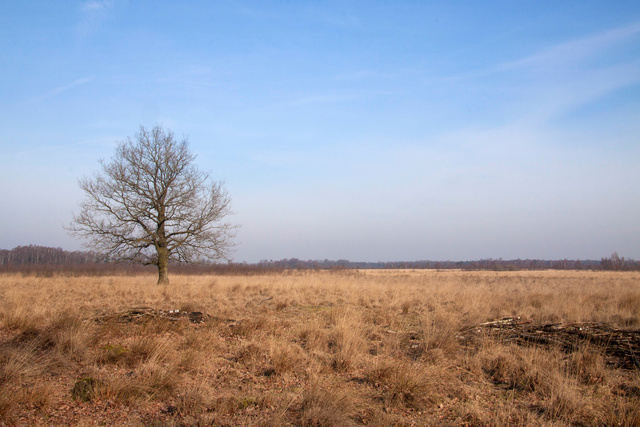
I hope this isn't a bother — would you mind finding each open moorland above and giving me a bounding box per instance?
[1,270,639,426]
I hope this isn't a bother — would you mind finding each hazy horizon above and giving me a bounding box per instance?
[1,1,639,263]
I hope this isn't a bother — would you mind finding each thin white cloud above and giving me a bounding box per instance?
[472,21,640,125]
[502,21,640,71]
[81,0,111,13]
[78,0,113,38]
[34,76,95,102]
[50,76,95,97]
[524,60,640,123]
[441,21,640,85]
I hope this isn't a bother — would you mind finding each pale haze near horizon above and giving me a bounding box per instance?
[1,1,639,263]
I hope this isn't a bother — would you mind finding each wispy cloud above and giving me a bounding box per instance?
[81,0,111,13]
[524,60,640,123]
[77,0,113,38]
[36,76,95,102]
[502,21,640,71]
[51,76,95,97]
[487,21,640,124]
[442,21,640,87]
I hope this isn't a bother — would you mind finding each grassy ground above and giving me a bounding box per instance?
[1,270,639,426]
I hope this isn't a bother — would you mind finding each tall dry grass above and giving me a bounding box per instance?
[0,269,638,425]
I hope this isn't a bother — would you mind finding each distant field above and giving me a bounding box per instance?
[1,270,639,425]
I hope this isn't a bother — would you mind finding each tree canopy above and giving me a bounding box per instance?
[68,125,236,284]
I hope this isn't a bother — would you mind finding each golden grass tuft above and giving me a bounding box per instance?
[298,376,354,426]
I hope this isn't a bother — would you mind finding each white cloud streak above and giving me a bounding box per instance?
[502,21,640,71]
[50,76,95,97]
[487,21,640,125]
[81,0,111,13]
[77,0,113,38]
[33,76,95,102]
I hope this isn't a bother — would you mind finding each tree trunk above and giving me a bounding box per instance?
[156,204,170,285]
[157,246,170,285]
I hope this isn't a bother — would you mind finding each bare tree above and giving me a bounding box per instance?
[68,125,237,284]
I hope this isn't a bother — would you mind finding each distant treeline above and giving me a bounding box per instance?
[0,245,97,265]
[256,253,639,271]
[0,245,638,274]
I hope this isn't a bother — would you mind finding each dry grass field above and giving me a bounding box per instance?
[1,270,639,426]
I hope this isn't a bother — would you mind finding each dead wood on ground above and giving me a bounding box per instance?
[459,317,640,369]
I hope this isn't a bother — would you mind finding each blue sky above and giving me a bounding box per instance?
[1,1,639,262]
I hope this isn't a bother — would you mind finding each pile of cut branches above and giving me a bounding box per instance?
[94,307,212,324]
[459,317,640,369]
